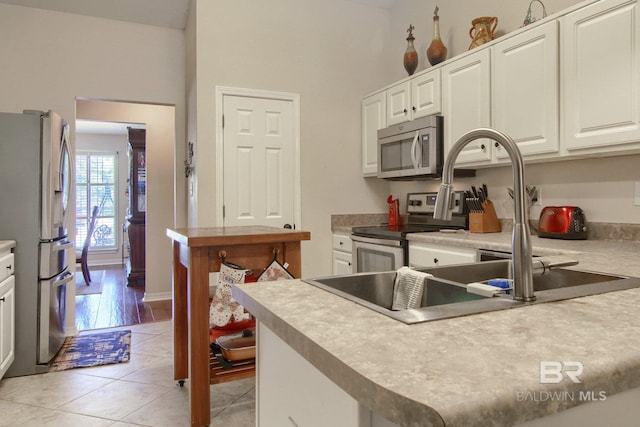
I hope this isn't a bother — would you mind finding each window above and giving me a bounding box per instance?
[76,152,118,250]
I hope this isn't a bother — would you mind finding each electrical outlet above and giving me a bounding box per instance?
[635,182,640,206]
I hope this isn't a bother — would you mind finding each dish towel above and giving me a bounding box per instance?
[391,267,432,311]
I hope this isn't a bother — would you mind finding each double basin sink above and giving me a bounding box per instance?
[303,260,640,324]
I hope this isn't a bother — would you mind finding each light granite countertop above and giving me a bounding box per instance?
[234,232,640,426]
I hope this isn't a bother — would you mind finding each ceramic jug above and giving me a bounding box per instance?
[468,16,498,50]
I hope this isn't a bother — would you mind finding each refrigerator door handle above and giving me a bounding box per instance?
[53,271,74,288]
[52,240,74,252]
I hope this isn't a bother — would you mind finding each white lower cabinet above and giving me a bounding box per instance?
[332,233,352,275]
[408,242,477,268]
[0,250,15,379]
[257,323,399,427]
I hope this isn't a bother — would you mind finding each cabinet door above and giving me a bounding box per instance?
[0,275,15,379]
[257,323,362,427]
[332,250,353,275]
[492,20,559,160]
[411,70,441,119]
[562,0,640,152]
[442,49,492,164]
[408,243,477,268]
[386,81,411,126]
[361,91,386,176]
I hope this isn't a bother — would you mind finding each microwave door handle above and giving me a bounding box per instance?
[410,130,420,169]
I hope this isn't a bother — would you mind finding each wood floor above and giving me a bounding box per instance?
[75,264,172,331]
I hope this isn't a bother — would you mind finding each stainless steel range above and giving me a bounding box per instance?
[351,191,468,273]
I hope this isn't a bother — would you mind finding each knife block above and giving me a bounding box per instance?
[469,200,502,233]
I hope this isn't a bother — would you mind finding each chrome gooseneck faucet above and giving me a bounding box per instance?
[433,128,536,302]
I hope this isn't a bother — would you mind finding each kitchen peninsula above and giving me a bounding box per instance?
[233,232,640,426]
[166,225,310,427]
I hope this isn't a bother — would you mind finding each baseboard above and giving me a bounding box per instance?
[142,291,172,302]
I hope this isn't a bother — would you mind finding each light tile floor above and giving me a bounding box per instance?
[0,321,256,427]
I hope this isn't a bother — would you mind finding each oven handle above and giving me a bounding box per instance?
[410,130,420,169]
[351,234,403,247]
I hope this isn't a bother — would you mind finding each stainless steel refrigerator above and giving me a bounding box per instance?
[0,109,74,377]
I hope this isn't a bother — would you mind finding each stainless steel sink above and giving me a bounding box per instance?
[424,260,627,292]
[303,260,640,324]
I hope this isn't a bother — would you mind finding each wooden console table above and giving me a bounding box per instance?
[166,226,310,427]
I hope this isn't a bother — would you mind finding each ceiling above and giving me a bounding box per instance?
[0,0,191,29]
[0,0,395,30]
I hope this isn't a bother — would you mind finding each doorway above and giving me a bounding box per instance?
[215,87,301,228]
[73,98,176,332]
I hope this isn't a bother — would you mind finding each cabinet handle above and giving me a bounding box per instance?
[0,297,5,302]
[339,242,343,246]
[433,258,439,264]
[412,106,417,112]
[403,108,408,114]
[494,142,499,148]
[480,144,486,150]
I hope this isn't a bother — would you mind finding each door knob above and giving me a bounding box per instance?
[284,224,292,229]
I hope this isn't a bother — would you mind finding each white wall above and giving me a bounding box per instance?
[190,0,394,277]
[185,1,198,227]
[0,3,185,333]
[75,132,130,265]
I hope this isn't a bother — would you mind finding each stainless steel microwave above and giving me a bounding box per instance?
[377,115,445,179]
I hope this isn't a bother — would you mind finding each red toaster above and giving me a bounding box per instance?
[538,206,587,240]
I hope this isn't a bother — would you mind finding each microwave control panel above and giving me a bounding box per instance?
[407,191,465,215]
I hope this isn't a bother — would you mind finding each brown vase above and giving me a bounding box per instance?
[427,7,447,66]
[468,16,498,50]
[403,25,418,76]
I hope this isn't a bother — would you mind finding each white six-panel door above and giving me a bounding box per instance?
[222,95,296,228]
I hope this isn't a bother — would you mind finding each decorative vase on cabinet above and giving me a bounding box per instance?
[403,24,418,76]
[468,16,498,50]
[427,6,447,66]
[126,128,146,287]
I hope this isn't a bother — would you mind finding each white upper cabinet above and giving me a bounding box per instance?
[561,0,640,153]
[361,90,386,176]
[361,0,640,175]
[410,70,442,120]
[386,69,441,126]
[492,20,560,161]
[386,81,411,126]
[442,48,492,164]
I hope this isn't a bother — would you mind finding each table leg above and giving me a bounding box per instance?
[188,246,211,426]
[172,241,188,382]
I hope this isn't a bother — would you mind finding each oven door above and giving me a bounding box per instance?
[352,235,404,273]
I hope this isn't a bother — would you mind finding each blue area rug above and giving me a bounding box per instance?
[49,330,131,372]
